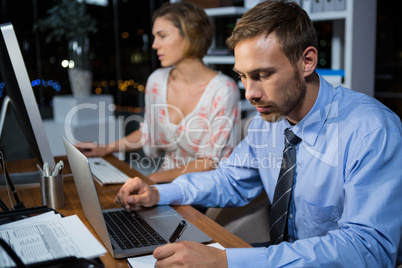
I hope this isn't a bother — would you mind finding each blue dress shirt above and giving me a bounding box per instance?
[154,76,402,267]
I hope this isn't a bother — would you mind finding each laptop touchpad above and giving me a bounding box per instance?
[149,214,183,234]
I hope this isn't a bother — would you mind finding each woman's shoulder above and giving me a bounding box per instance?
[214,72,236,84]
[208,72,240,98]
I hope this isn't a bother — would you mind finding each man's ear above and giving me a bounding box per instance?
[302,46,317,77]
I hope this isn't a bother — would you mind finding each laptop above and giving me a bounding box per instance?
[62,137,211,259]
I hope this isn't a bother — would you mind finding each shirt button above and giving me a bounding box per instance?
[289,214,293,219]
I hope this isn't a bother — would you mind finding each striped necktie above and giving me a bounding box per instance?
[270,128,301,244]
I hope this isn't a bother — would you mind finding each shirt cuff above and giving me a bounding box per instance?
[152,183,183,205]
[226,247,268,268]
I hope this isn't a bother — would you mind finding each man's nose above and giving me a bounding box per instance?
[244,80,263,102]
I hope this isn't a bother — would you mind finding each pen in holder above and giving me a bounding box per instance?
[39,161,64,210]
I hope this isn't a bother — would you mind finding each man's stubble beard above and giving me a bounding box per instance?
[259,69,307,123]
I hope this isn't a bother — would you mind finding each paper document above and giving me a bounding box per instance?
[0,211,62,229]
[0,212,106,267]
[127,243,225,268]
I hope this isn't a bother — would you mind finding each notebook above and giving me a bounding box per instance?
[62,137,211,259]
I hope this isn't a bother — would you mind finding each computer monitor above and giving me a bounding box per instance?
[0,23,55,170]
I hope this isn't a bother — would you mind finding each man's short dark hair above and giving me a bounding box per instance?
[226,0,318,67]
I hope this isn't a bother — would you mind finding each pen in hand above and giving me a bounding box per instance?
[169,220,187,243]
[154,221,187,268]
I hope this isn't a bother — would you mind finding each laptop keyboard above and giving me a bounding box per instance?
[88,157,129,184]
[103,210,167,249]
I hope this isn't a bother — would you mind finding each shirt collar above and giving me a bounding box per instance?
[291,75,336,146]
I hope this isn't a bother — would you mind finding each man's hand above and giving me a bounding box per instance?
[114,177,160,210]
[153,241,228,268]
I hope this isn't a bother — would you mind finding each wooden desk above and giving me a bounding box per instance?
[0,155,251,267]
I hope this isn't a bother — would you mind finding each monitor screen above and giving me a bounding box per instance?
[0,23,55,169]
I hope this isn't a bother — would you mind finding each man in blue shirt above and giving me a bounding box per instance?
[115,1,402,267]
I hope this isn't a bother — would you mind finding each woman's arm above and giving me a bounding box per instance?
[108,128,143,153]
[75,129,143,157]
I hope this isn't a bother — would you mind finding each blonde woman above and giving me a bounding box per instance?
[76,2,240,183]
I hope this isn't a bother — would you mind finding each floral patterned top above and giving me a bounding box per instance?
[140,67,240,171]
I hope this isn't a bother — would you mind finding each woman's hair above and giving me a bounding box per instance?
[152,1,214,59]
[226,0,317,68]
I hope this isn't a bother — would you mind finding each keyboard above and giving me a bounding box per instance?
[103,210,167,249]
[87,157,129,185]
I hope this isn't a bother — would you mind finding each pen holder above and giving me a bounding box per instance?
[40,174,64,210]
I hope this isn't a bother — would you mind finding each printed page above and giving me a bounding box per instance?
[0,211,61,230]
[0,214,106,267]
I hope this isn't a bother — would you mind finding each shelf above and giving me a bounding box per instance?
[315,69,345,76]
[205,6,346,20]
[205,6,247,17]
[309,10,347,21]
[203,55,235,64]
